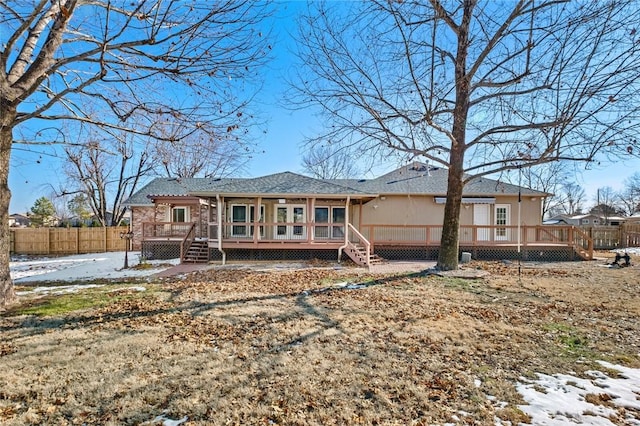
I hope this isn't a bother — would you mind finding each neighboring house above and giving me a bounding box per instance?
[63,210,130,227]
[543,214,571,225]
[9,213,31,227]
[124,162,593,265]
[546,213,628,227]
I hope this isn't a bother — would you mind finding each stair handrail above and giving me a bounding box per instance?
[571,226,594,260]
[348,223,371,266]
[180,222,197,262]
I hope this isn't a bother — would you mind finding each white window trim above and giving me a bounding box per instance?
[169,206,190,223]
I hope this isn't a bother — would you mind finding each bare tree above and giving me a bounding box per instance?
[617,173,640,216]
[151,112,253,178]
[552,182,586,217]
[591,186,622,224]
[292,0,640,270]
[301,144,361,179]
[63,131,154,226]
[0,1,272,305]
[502,162,570,219]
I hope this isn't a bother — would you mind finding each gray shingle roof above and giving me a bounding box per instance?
[123,177,239,205]
[333,163,547,196]
[125,163,547,205]
[190,172,373,196]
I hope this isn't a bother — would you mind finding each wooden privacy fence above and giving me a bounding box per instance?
[623,223,640,248]
[10,227,129,255]
[579,223,640,250]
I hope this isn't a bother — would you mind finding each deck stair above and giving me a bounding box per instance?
[344,243,385,267]
[182,240,209,263]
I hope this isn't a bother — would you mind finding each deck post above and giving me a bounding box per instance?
[308,198,314,243]
[253,197,261,246]
[216,194,226,265]
[338,196,350,263]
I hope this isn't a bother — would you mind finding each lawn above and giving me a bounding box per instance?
[1,258,639,425]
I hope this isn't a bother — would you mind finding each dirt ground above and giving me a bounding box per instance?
[1,252,639,425]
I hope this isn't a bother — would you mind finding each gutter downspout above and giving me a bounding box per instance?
[216,194,226,265]
[338,196,351,263]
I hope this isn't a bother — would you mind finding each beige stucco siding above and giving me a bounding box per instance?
[358,195,543,226]
[359,195,444,225]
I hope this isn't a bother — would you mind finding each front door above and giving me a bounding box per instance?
[473,204,491,241]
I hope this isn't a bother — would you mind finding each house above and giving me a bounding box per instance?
[62,210,131,227]
[124,162,593,265]
[546,213,628,227]
[9,213,31,227]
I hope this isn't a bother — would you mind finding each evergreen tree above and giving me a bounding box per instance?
[30,197,56,227]
[67,194,93,226]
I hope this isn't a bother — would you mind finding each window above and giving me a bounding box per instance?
[312,206,346,239]
[231,205,247,236]
[582,219,590,225]
[314,207,329,238]
[231,204,264,237]
[293,207,305,236]
[276,206,287,237]
[332,207,345,238]
[171,207,188,222]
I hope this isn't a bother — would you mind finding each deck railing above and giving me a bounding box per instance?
[347,223,371,262]
[359,224,592,259]
[180,222,196,262]
[144,222,593,258]
[142,222,196,239]
[206,221,347,242]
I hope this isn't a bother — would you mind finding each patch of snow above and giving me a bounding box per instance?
[516,363,640,425]
[593,361,640,411]
[144,414,188,426]
[107,286,146,293]
[611,247,640,256]
[10,252,180,283]
[16,284,104,296]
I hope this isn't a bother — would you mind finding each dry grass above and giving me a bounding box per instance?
[1,256,639,425]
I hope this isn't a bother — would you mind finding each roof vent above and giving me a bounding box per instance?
[410,164,427,172]
[358,179,367,182]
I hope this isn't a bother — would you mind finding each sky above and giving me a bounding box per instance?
[7,1,640,214]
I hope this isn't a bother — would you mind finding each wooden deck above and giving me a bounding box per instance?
[141,222,594,262]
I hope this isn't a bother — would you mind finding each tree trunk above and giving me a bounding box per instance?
[0,106,16,307]
[437,148,465,270]
[436,0,473,271]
